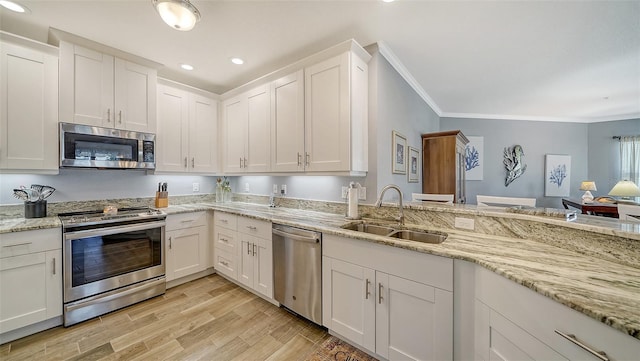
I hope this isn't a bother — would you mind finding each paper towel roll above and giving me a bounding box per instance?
[348,188,359,219]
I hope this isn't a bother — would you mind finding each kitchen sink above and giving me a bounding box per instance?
[388,229,447,244]
[341,222,447,244]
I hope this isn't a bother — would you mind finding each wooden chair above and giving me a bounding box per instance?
[411,193,454,204]
[476,195,536,208]
[617,204,640,223]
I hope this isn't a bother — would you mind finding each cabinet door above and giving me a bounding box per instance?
[0,42,58,171]
[166,226,207,282]
[253,236,273,299]
[114,58,157,132]
[237,235,254,290]
[0,249,62,333]
[156,84,188,172]
[271,70,304,172]
[223,96,246,172]
[322,256,376,353]
[188,93,218,173]
[59,42,114,127]
[304,53,350,172]
[376,272,453,361]
[245,85,271,172]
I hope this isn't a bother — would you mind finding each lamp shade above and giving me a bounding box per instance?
[608,180,640,197]
[153,0,201,31]
[579,181,597,191]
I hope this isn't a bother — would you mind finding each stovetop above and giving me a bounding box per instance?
[59,207,166,227]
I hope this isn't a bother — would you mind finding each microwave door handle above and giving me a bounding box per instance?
[64,221,166,240]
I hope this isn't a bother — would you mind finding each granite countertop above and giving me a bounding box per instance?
[1,201,639,340]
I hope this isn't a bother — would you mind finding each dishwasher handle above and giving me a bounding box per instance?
[272,228,320,243]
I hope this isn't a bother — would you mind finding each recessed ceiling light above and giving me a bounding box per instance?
[180,63,194,71]
[0,0,28,13]
[603,96,609,100]
[230,57,244,65]
[382,0,395,3]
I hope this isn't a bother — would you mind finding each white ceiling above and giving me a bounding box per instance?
[1,0,639,123]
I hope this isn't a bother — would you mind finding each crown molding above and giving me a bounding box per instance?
[374,41,442,116]
[440,111,640,124]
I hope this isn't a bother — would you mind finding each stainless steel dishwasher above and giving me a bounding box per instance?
[272,224,322,325]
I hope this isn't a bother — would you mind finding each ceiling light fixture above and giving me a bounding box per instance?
[180,63,194,71]
[230,57,244,65]
[0,0,28,13]
[152,0,201,31]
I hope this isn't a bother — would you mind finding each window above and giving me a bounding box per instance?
[619,135,640,185]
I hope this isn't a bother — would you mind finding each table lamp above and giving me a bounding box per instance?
[579,181,597,203]
[608,180,640,204]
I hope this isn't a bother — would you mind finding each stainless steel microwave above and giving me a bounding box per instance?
[60,122,155,169]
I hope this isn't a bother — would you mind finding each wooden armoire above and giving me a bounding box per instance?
[421,130,469,203]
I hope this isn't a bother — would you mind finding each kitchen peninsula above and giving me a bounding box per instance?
[1,194,639,360]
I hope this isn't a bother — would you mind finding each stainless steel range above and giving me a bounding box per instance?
[58,207,166,326]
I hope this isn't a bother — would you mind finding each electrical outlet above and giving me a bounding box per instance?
[341,186,348,199]
[273,184,279,194]
[454,217,475,230]
[281,184,287,195]
[358,187,366,200]
[244,182,250,192]
[192,183,200,192]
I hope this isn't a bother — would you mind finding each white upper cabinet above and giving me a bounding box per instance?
[304,51,368,174]
[271,70,305,172]
[59,41,157,133]
[0,36,58,173]
[156,82,218,174]
[223,84,271,173]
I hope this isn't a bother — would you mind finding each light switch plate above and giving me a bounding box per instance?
[454,217,475,230]
[341,186,348,199]
[244,183,250,192]
[358,187,366,200]
[273,184,279,194]
[192,183,200,192]
[281,184,287,195]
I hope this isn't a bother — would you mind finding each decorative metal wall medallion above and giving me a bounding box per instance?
[503,145,527,186]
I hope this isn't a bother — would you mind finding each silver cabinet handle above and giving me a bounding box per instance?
[246,225,257,231]
[378,283,384,304]
[220,237,228,243]
[239,157,243,168]
[191,158,195,168]
[52,257,56,275]
[184,157,187,168]
[3,242,32,248]
[220,219,228,223]
[247,242,251,255]
[118,110,122,124]
[244,157,248,168]
[252,243,257,256]
[305,152,310,167]
[107,108,111,123]
[297,152,302,166]
[221,260,229,267]
[555,330,609,361]
[169,236,172,249]
[365,279,371,299]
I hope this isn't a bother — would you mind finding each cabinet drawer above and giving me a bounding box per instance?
[237,217,271,239]
[215,228,237,254]
[166,212,208,231]
[0,228,61,258]
[214,248,236,280]
[214,212,237,230]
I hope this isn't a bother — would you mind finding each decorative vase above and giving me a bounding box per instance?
[223,188,232,203]
[215,184,223,202]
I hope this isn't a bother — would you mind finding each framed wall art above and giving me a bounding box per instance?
[545,154,571,197]
[392,131,407,174]
[408,146,420,183]
[465,136,484,181]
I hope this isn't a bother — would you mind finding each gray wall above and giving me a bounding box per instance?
[440,118,589,208]
[587,118,640,196]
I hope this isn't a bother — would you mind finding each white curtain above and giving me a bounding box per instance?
[620,135,640,185]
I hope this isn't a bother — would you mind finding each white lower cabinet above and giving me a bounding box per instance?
[0,228,62,335]
[323,234,453,360]
[165,212,210,282]
[474,266,640,361]
[213,212,273,300]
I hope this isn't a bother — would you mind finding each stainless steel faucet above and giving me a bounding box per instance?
[375,184,404,225]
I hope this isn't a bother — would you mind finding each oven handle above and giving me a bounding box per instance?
[64,221,166,240]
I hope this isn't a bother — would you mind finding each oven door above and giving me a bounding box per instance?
[63,220,165,303]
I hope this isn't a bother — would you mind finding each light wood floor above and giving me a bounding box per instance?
[0,274,332,361]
